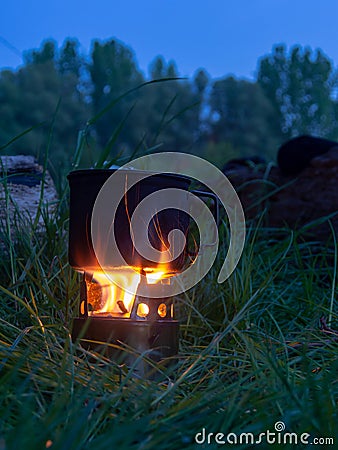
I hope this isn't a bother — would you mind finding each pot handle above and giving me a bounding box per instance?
[190,189,220,226]
[185,190,220,255]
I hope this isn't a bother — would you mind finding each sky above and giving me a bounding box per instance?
[1,0,338,80]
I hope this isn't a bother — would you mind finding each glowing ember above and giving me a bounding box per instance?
[136,302,149,318]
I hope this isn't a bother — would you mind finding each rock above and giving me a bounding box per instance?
[277,135,338,176]
[225,148,338,241]
[0,155,58,234]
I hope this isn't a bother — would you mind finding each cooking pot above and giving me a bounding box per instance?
[68,168,218,273]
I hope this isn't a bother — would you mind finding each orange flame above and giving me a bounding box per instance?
[87,207,172,317]
[87,266,170,317]
[87,269,140,317]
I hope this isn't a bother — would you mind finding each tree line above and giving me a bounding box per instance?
[1,37,338,178]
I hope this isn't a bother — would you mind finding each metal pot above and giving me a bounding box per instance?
[68,168,217,273]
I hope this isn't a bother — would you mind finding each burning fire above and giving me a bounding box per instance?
[86,214,174,318]
[142,267,167,284]
[87,270,140,316]
[86,266,170,317]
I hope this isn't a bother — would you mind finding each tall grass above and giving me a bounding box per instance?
[0,91,337,449]
[1,186,337,449]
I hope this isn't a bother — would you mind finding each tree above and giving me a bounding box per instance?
[257,45,338,140]
[139,56,202,152]
[0,39,89,175]
[208,76,277,160]
[24,40,56,65]
[89,39,145,155]
[58,39,82,77]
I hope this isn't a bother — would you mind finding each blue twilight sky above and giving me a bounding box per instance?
[1,0,338,80]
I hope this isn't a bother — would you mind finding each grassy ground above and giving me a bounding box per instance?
[0,182,337,449]
[0,107,337,448]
